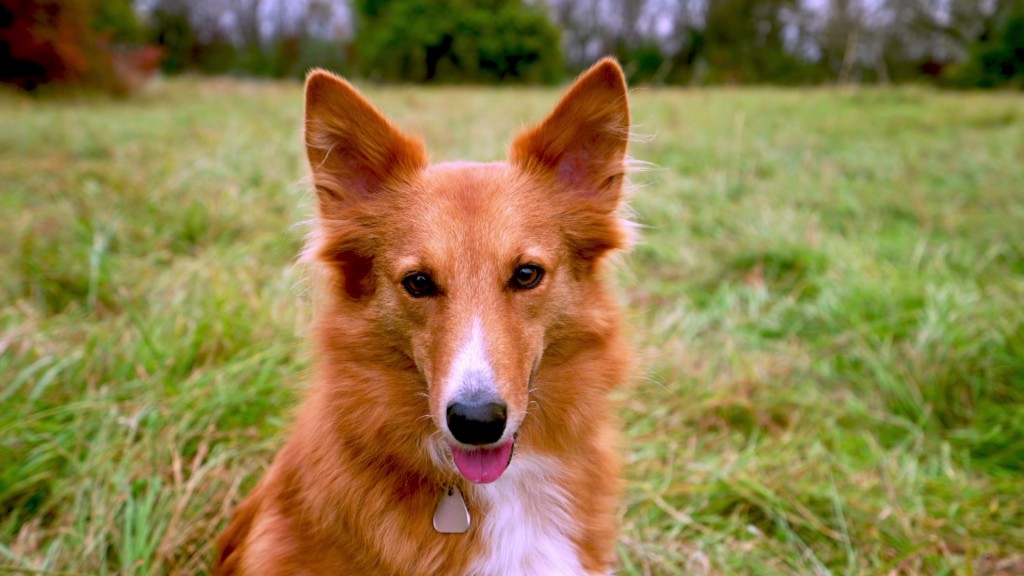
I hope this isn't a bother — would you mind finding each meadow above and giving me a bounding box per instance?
[1,78,1022,575]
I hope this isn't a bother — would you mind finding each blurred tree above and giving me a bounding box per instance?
[353,0,563,82]
[701,0,821,83]
[147,1,198,73]
[909,0,1009,55]
[547,0,610,69]
[549,0,825,85]
[815,0,897,83]
[144,0,350,77]
[548,0,678,80]
[10,0,1014,87]
[948,1,1024,87]
[0,0,120,90]
[93,0,144,43]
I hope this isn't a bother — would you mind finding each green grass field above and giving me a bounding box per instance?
[1,78,1022,575]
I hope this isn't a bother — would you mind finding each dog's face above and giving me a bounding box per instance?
[304,60,630,483]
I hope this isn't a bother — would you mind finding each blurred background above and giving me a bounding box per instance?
[2,0,1024,91]
[2,1,1023,575]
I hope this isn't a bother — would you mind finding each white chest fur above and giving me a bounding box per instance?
[467,455,589,576]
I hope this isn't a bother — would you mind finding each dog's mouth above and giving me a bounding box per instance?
[449,438,515,484]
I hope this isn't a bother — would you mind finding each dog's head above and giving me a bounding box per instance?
[304,59,630,483]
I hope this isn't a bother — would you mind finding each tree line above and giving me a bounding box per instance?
[2,0,1022,91]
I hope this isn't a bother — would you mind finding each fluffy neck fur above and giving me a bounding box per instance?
[279,261,627,574]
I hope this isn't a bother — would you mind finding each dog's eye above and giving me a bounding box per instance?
[401,272,437,297]
[510,265,544,290]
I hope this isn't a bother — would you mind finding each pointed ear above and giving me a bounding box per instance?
[304,69,427,215]
[509,58,630,209]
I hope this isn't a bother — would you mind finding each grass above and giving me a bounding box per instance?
[1,78,1022,575]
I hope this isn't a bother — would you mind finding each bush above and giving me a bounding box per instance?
[0,0,118,90]
[353,0,563,83]
[699,0,824,85]
[92,0,142,43]
[947,3,1024,88]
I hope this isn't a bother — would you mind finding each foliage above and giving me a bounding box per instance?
[146,5,198,75]
[92,0,143,44]
[615,42,670,84]
[577,0,829,86]
[948,2,1024,88]
[353,0,563,83]
[145,1,349,80]
[0,0,121,91]
[698,0,824,84]
[2,80,1024,573]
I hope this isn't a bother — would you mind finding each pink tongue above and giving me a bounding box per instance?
[450,441,514,484]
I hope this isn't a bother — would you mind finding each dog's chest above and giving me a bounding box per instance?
[466,456,589,576]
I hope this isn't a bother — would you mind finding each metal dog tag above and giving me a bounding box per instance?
[433,486,470,534]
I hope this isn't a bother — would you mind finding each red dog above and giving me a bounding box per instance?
[216,58,633,575]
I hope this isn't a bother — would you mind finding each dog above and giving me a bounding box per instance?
[215,58,633,576]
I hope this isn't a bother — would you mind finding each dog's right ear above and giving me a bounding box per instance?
[304,70,427,216]
[304,71,426,300]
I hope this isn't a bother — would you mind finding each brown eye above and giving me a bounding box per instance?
[402,272,437,297]
[510,264,544,290]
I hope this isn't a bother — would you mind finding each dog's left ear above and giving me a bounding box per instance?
[509,58,629,210]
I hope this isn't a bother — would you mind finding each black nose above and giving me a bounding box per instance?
[446,401,507,445]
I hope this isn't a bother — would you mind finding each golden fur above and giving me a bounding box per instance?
[216,58,633,575]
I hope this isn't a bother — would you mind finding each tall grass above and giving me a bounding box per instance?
[1,80,1022,575]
